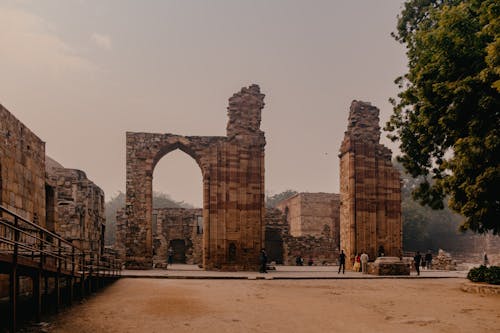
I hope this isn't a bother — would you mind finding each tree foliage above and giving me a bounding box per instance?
[397,162,472,252]
[104,191,194,245]
[387,0,500,234]
[266,189,298,208]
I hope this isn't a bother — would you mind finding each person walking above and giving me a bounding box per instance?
[425,250,433,270]
[338,250,346,274]
[167,247,174,268]
[259,248,268,273]
[353,254,361,272]
[414,251,422,276]
[360,251,369,274]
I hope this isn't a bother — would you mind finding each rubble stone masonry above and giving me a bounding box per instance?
[152,208,203,266]
[339,101,402,267]
[45,157,106,256]
[119,85,266,270]
[265,207,339,265]
[275,193,339,239]
[0,104,46,225]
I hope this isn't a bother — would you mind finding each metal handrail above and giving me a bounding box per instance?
[0,205,121,277]
[0,206,75,248]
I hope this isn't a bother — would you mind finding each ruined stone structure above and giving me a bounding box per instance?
[45,157,106,256]
[152,208,203,266]
[0,104,46,226]
[275,193,340,238]
[264,208,288,264]
[119,85,266,270]
[0,104,108,301]
[265,193,340,265]
[339,101,402,268]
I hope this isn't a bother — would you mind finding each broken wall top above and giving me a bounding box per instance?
[340,100,395,161]
[344,100,381,144]
[226,84,265,139]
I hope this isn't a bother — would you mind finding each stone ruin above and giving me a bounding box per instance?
[271,193,340,265]
[339,101,402,268]
[152,208,203,266]
[267,101,403,270]
[45,156,106,257]
[0,105,106,251]
[0,103,107,299]
[117,85,266,271]
[433,249,457,271]
[116,96,404,271]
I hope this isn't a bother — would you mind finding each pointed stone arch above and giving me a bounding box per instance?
[121,85,267,271]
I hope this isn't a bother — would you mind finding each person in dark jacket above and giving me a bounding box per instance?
[425,251,432,270]
[338,250,346,274]
[259,249,268,273]
[414,251,422,276]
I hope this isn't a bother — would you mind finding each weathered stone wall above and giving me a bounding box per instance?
[152,208,202,265]
[45,157,106,256]
[115,208,127,260]
[0,104,46,226]
[283,235,338,265]
[265,207,339,265]
[264,208,287,264]
[275,194,302,235]
[275,193,340,239]
[121,85,266,270]
[339,101,402,268]
[0,105,107,299]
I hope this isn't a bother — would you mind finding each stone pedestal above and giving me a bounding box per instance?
[368,256,410,275]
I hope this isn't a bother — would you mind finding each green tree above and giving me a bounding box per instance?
[387,0,500,234]
[104,191,194,245]
[266,189,298,208]
[397,162,468,251]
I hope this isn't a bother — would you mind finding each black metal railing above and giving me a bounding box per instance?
[0,205,81,274]
[0,204,120,277]
[0,205,121,332]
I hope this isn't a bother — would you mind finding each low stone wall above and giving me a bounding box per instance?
[461,282,500,295]
[368,257,410,275]
[283,235,338,265]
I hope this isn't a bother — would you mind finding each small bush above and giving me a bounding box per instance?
[467,265,500,285]
[484,266,500,285]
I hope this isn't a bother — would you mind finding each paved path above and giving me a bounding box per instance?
[122,264,468,279]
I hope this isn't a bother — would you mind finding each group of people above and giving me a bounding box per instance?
[295,255,315,266]
[413,250,433,275]
[342,250,369,274]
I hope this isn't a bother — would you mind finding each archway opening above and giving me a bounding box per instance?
[151,149,203,267]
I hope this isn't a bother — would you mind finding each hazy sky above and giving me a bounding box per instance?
[0,0,407,207]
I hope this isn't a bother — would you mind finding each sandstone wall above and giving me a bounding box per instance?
[283,236,338,265]
[152,208,203,265]
[339,101,402,267]
[275,193,339,239]
[0,104,46,226]
[121,85,266,270]
[46,159,106,256]
[265,207,339,265]
[275,194,301,235]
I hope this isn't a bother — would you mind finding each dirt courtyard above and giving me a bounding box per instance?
[48,278,499,333]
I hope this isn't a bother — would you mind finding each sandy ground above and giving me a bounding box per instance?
[46,278,499,333]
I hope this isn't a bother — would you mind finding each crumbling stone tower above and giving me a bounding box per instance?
[339,101,402,266]
[120,84,266,270]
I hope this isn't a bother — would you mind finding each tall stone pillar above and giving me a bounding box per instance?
[339,101,402,267]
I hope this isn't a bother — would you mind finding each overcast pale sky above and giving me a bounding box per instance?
[0,0,407,207]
